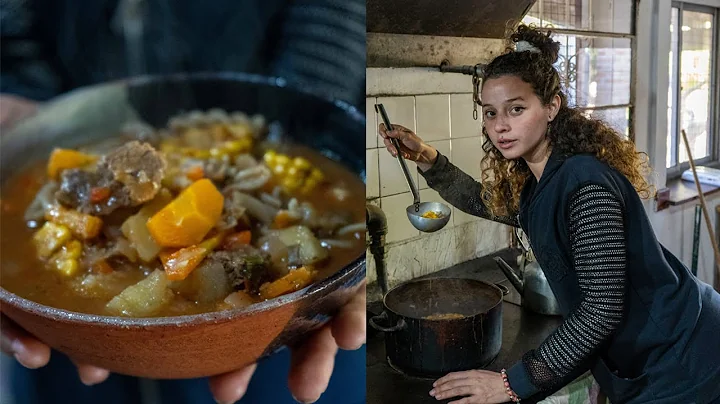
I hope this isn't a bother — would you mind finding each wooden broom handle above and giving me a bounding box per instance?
[680,129,720,282]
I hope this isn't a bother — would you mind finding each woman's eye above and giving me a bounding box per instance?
[484,111,495,119]
[511,106,525,114]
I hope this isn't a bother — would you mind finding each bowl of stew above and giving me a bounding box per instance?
[0,73,366,379]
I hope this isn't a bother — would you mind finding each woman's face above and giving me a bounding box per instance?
[480,75,559,161]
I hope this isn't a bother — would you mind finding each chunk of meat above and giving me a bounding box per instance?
[210,246,271,293]
[99,141,166,203]
[55,141,166,215]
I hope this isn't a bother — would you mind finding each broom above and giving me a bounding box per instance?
[680,129,720,285]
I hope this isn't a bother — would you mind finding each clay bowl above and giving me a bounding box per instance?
[0,73,366,379]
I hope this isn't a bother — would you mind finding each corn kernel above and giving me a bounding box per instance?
[275,155,290,166]
[310,169,324,182]
[282,177,301,190]
[34,222,72,259]
[65,240,83,259]
[263,150,276,165]
[210,148,224,158]
[224,140,244,154]
[54,258,79,276]
[273,164,287,176]
[287,166,300,177]
[293,157,311,170]
[193,149,211,159]
[300,182,315,195]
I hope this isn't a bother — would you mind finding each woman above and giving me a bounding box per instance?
[380,24,720,404]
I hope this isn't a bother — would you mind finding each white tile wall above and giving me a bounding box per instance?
[450,93,482,138]
[415,95,451,142]
[451,136,484,179]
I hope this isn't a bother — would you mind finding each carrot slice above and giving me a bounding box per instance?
[146,179,224,247]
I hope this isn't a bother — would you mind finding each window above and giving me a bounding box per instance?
[522,0,636,139]
[666,3,718,175]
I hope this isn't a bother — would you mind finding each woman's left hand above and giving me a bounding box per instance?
[430,369,509,404]
[209,280,367,404]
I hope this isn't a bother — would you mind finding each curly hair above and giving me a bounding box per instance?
[479,23,654,217]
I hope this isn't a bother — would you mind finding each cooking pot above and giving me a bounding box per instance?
[369,277,508,378]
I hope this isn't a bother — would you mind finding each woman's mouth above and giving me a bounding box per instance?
[497,138,517,150]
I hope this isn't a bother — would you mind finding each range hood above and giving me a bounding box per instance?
[367,0,536,38]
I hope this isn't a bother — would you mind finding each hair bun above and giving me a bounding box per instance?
[511,24,560,65]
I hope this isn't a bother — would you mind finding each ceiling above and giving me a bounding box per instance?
[366,0,537,38]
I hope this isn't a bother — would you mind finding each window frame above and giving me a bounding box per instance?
[522,0,638,141]
[666,1,720,179]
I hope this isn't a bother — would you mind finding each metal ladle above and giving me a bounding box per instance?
[375,103,451,233]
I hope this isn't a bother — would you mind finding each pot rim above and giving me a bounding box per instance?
[381,277,504,321]
[0,72,366,328]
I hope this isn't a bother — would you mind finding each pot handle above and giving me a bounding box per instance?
[495,283,510,296]
[369,311,407,333]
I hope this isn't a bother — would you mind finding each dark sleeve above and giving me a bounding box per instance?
[419,151,519,227]
[0,0,64,100]
[505,184,627,398]
[268,0,366,108]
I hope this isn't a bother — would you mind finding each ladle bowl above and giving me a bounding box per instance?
[407,202,451,233]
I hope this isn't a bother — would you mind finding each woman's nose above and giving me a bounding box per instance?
[493,117,510,133]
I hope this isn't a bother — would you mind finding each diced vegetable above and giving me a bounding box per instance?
[161,231,226,281]
[90,187,111,203]
[186,165,204,181]
[147,179,224,247]
[49,240,83,276]
[222,230,252,250]
[92,259,114,274]
[259,267,315,300]
[45,205,103,240]
[272,210,298,229]
[47,149,97,180]
[269,225,329,265]
[224,290,257,308]
[105,269,173,317]
[33,222,72,258]
[121,190,173,262]
[170,259,232,304]
[263,150,325,194]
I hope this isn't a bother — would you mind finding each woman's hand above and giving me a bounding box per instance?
[0,94,39,131]
[0,313,111,385]
[210,280,367,404]
[378,123,438,171]
[430,369,510,404]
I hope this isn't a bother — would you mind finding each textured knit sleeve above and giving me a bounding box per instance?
[505,184,628,398]
[418,151,519,227]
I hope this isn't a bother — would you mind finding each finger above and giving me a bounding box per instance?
[288,326,338,403]
[330,282,366,350]
[433,371,474,387]
[0,314,50,369]
[383,138,398,156]
[71,360,110,386]
[208,363,257,404]
[431,378,475,395]
[378,123,387,138]
[433,386,475,401]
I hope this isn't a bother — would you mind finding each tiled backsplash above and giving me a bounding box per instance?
[366,68,512,289]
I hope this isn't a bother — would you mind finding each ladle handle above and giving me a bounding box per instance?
[375,104,421,208]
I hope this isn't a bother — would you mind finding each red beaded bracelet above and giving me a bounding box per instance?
[500,368,521,403]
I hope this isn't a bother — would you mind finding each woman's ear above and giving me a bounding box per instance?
[548,94,561,122]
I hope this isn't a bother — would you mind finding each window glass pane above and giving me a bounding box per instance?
[553,35,631,107]
[667,7,680,168]
[679,10,714,164]
[581,107,630,138]
[522,0,632,33]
